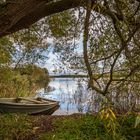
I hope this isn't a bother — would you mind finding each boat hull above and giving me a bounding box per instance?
[0,97,59,115]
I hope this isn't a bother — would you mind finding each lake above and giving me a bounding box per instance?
[37,78,103,115]
[37,78,140,115]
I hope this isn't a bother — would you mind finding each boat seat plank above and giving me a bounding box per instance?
[17,97,43,104]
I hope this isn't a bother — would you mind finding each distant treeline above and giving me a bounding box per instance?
[49,74,88,78]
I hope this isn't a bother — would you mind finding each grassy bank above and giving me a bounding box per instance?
[0,65,49,97]
[0,113,140,140]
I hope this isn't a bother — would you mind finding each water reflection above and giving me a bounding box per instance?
[37,78,140,115]
[38,78,96,115]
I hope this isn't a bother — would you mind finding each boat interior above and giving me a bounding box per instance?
[0,97,58,104]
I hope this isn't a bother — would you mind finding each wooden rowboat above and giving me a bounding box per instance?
[0,97,59,115]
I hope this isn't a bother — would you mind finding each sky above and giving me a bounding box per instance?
[41,38,83,74]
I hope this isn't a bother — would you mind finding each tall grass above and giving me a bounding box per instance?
[0,65,49,97]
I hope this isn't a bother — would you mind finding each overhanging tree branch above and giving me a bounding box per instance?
[0,0,124,38]
[83,0,104,95]
[0,0,83,37]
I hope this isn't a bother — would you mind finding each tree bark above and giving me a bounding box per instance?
[83,0,104,95]
[0,0,83,37]
[0,0,123,38]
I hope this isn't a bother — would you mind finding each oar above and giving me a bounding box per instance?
[36,97,51,103]
[36,97,58,105]
[37,97,58,103]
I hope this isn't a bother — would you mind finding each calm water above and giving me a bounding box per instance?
[37,78,140,115]
[37,78,102,115]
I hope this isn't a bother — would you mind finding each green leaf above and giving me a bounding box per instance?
[134,115,140,128]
